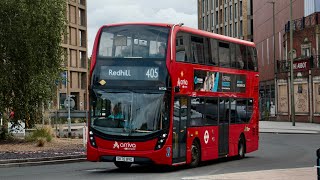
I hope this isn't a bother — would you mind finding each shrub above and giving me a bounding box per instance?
[0,124,14,141]
[37,137,46,147]
[28,125,53,143]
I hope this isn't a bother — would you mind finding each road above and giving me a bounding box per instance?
[0,133,319,180]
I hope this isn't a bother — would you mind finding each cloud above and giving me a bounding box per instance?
[87,0,198,57]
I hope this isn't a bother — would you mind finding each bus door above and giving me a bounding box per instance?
[218,98,229,156]
[172,96,188,164]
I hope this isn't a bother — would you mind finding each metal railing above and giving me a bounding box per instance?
[276,55,320,73]
[285,12,320,33]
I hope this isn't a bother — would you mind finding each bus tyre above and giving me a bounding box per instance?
[238,136,246,159]
[114,162,132,169]
[190,140,201,168]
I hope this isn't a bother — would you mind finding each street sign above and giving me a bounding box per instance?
[64,97,75,109]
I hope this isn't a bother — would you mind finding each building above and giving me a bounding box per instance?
[54,0,88,113]
[254,0,320,123]
[198,0,254,41]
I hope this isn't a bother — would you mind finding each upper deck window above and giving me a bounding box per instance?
[98,25,170,59]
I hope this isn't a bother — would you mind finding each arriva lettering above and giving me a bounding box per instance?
[120,142,136,148]
[178,78,189,89]
[109,69,131,77]
[113,141,137,150]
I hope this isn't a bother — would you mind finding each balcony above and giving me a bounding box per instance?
[285,12,320,33]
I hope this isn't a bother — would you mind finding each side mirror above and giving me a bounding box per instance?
[174,86,180,93]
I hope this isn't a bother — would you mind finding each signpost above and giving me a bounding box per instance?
[64,95,75,137]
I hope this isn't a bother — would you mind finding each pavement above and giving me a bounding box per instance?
[0,120,319,180]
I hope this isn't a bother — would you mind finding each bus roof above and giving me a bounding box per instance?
[99,22,255,47]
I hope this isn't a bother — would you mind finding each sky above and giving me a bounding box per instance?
[87,0,198,57]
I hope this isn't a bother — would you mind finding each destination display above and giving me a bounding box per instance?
[100,66,159,81]
[194,70,246,93]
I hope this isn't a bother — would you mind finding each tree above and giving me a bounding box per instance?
[0,0,66,127]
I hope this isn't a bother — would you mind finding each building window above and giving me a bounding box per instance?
[216,11,219,25]
[212,0,215,9]
[79,30,86,47]
[212,13,214,27]
[230,5,232,20]
[224,25,227,35]
[79,9,86,26]
[235,22,237,37]
[207,0,210,11]
[301,39,311,57]
[207,15,210,29]
[224,7,227,22]
[79,51,86,68]
[202,0,205,12]
[79,0,85,6]
[240,1,243,16]
[229,24,232,37]
[59,93,66,109]
[235,3,238,19]
[202,17,205,30]
[240,20,243,36]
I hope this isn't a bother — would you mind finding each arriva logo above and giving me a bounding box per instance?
[113,141,120,149]
[113,141,137,150]
[177,77,188,89]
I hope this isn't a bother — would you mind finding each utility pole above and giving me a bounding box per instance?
[268,1,277,118]
[290,0,295,126]
[66,70,72,137]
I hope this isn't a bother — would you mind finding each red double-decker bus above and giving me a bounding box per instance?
[87,22,259,169]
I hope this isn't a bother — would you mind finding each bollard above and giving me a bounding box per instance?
[317,148,320,180]
[83,126,87,147]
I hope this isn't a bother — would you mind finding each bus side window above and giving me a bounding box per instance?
[205,98,219,125]
[234,44,245,69]
[248,47,258,71]
[191,36,205,64]
[209,39,218,65]
[219,41,231,68]
[176,32,191,62]
[239,45,247,70]
[190,97,206,126]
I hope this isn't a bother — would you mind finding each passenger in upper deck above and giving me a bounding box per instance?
[154,43,166,58]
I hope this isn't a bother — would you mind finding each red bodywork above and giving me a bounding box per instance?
[87,22,259,166]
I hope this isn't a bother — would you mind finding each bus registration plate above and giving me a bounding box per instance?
[116,156,134,162]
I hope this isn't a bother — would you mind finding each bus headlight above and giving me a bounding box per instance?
[155,132,168,150]
[89,131,97,148]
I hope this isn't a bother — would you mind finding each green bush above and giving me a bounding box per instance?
[28,125,53,143]
[0,125,14,141]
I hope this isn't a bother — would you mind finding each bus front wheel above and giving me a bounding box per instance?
[190,140,201,168]
[238,136,246,159]
[114,162,132,169]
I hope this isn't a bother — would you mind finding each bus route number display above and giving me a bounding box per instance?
[100,66,159,81]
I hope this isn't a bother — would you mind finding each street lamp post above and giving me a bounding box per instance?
[268,1,277,118]
[290,0,295,126]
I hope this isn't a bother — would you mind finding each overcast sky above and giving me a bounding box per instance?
[87,0,198,57]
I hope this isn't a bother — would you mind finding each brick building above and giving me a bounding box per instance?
[54,0,88,113]
[254,0,320,123]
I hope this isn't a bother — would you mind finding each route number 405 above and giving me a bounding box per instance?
[146,68,159,79]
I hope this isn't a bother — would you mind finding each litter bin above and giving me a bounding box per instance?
[317,148,320,180]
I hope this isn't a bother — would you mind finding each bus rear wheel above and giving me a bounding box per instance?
[190,140,201,168]
[114,162,132,169]
[238,136,246,159]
